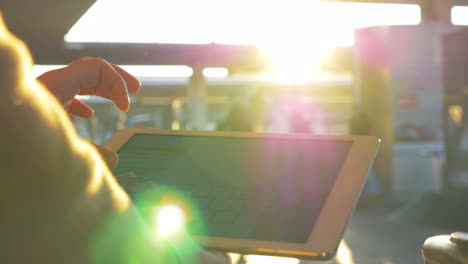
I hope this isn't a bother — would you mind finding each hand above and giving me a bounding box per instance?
[90,142,119,170]
[37,57,141,118]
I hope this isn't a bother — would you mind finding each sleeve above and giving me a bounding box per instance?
[0,14,178,264]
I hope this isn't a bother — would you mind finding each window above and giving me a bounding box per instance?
[452,6,468,25]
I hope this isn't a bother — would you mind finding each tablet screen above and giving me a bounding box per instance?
[113,134,352,243]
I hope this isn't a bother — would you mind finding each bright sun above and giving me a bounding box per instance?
[65,0,420,74]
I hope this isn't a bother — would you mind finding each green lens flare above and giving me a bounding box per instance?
[154,204,186,238]
[90,184,206,263]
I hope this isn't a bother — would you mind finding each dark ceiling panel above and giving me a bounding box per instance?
[0,0,95,41]
[0,0,96,65]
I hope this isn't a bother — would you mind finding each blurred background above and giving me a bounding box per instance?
[3,0,468,263]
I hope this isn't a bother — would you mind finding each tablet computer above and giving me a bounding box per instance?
[105,128,380,260]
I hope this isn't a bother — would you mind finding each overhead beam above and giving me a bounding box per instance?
[32,42,261,67]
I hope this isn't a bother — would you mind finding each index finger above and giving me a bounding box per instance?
[111,64,141,94]
[70,57,130,111]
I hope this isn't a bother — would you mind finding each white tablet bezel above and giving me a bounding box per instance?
[105,128,380,260]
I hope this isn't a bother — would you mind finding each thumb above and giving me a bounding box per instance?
[69,98,94,118]
[90,142,119,170]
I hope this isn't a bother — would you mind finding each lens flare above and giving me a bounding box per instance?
[154,204,186,238]
[336,240,355,264]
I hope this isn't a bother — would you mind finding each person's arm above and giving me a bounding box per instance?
[0,14,175,263]
[0,14,228,264]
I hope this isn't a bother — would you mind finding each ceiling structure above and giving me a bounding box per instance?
[0,0,466,68]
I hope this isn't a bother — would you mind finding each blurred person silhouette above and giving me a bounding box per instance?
[217,104,253,132]
[0,13,229,264]
[349,104,382,205]
[289,111,311,133]
[349,104,370,136]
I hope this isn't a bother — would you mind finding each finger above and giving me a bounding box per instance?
[38,67,82,103]
[111,64,141,94]
[68,57,130,112]
[68,98,94,118]
[94,59,130,112]
[91,142,119,170]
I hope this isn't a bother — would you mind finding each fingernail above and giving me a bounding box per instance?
[125,95,130,111]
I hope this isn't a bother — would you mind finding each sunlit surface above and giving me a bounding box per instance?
[229,252,303,264]
[452,6,468,25]
[32,65,193,78]
[335,240,355,264]
[203,67,229,78]
[245,255,300,264]
[171,121,181,130]
[449,105,463,125]
[66,0,420,73]
[228,253,242,264]
[153,204,186,238]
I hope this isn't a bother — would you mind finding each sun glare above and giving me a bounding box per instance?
[262,42,333,81]
[65,0,420,76]
[336,240,355,264]
[154,204,186,238]
[452,6,468,25]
